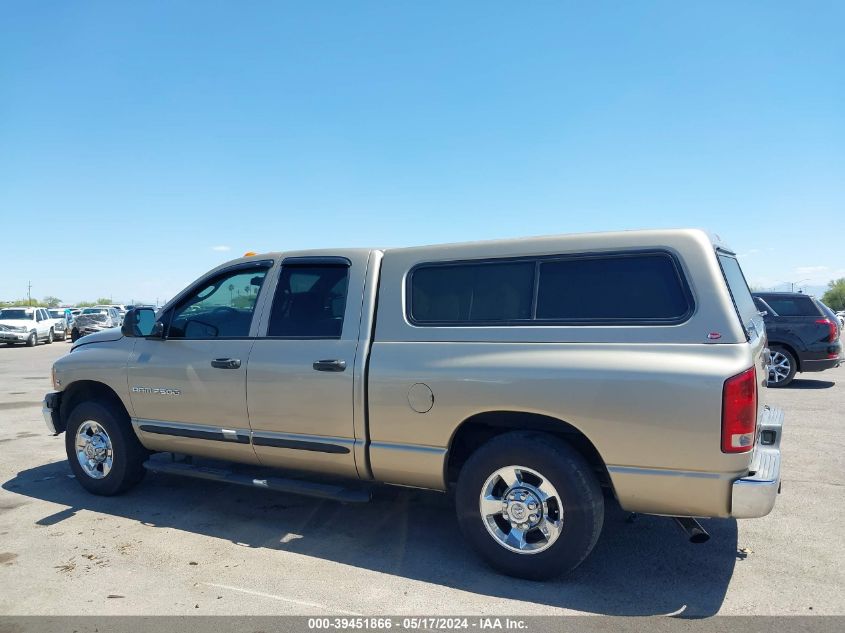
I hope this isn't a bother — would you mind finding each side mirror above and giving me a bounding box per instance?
[121,307,160,338]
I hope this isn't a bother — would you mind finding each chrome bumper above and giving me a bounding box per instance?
[731,406,783,518]
[42,392,62,435]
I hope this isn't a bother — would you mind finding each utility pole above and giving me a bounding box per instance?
[27,281,32,306]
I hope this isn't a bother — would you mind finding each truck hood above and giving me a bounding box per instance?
[71,327,124,349]
[75,313,108,325]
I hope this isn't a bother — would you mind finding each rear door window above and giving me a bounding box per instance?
[267,264,350,338]
[756,295,820,317]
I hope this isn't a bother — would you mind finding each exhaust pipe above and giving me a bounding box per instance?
[672,517,710,544]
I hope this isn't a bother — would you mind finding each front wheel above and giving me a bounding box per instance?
[65,400,147,495]
[25,332,37,347]
[768,346,797,388]
[455,431,604,580]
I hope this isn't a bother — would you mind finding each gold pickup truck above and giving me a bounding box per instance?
[43,229,783,579]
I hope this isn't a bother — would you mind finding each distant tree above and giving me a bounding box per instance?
[231,295,255,309]
[822,278,845,311]
[96,297,113,305]
[43,296,62,307]
[75,300,98,307]
[2,298,48,307]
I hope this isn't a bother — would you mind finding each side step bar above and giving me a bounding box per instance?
[142,460,372,503]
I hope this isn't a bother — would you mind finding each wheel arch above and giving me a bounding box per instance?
[445,410,612,491]
[769,340,801,372]
[59,380,131,435]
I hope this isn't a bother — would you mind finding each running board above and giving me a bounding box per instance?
[141,460,372,503]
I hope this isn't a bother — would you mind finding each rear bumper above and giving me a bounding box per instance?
[802,357,841,372]
[42,391,62,435]
[731,406,783,519]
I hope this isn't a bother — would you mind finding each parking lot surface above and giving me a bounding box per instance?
[1,342,843,616]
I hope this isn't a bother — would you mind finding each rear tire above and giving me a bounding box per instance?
[455,431,604,580]
[46,329,53,344]
[768,346,797,388]
[65,400,147,496]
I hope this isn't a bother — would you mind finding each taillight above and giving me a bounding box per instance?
[721,367,757,453]
[816,318,837,344]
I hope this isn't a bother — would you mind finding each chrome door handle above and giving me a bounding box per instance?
[211,358,241,369]
[312,359,346,372]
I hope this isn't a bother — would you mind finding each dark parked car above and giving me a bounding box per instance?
[752,292,842,387]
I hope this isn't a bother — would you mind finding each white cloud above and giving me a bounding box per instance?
[794,265,829,275]
[211,245,231,252]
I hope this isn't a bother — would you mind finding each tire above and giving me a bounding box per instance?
[65,400,147,495]
[455,431,604,580]
[25,331,37,347]
[768,346,797,388]
[46,329,53,344]
[70,328,80,342]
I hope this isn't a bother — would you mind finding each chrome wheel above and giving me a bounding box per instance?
[75,421,114,479]
[479,465,563,554]
[768,350,791,384]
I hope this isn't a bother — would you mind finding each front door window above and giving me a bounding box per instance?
[168,268,268,339]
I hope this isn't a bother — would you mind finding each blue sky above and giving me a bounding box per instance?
[1,1,843,304]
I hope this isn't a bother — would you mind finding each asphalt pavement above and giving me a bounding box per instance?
[1,341,843,616]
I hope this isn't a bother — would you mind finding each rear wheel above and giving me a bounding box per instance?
[455,431,604,580]
[768,346,796,388]
[46,329,53,344]
[65,400,147,495]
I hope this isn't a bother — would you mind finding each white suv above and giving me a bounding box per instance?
[0,307,56,347]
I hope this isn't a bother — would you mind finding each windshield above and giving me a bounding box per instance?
[82,308,106,314]
[0,309,32,320]
[48,310,64,318]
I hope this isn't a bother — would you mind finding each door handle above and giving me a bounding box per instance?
[312,359,346,372]
[211,358,241,369]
